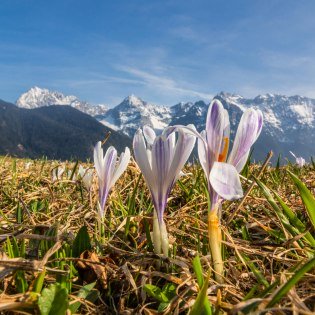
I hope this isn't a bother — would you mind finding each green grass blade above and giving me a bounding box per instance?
[69,282,97,313]
[33,269,46,294]
[69,160,79,180]
[72,226,92,258]
[255,178,305,246]
[266,257,315,307]
[190,272,212,315]
[273,191,315,247]
[242,254,269,288]
[192,255,204,287]
[288,170,315,228]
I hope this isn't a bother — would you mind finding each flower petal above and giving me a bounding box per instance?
[143,125,156,148]
[228,109,263,172]
[110,147,130,186]
[206,100,229,164]
[209,162,243,200]
[151,136,171,221]
[99,146,117,210]
[133,129,156,191]
[168,127,196,187]
[198,130,210,181]
[103,146,117,184]
[93,141,104,179]
[296,157,305,167]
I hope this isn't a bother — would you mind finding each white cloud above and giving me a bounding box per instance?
[117,65,213,100]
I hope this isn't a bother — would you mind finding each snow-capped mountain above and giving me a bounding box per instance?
[16,87,108,116]
[15,87,315,161]
[98,92,314,160]
[96,95,172,137]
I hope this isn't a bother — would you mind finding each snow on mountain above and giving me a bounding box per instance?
[16,87,108,116]
[97,95,172,137]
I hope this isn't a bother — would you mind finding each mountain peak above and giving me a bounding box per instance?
[16,87,108,116]
[123,94,144,106]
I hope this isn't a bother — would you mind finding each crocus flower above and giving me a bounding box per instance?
[178,99,263,282]
[201,99,262,281]
[289,151,306,168]
[78,165,94,190]
[25,162,32,170]
[51,166,65,182]
[197,99,263,214]
[94,142,130,218]
[133,125,196,255]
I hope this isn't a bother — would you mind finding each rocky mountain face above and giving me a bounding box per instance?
[96,95,173,137]
[16,87,108,116]
[0,99,130,160]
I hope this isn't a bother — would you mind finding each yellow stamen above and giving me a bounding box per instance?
[218,137,229,162]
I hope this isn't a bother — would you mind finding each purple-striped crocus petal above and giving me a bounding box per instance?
[227,109,263,172]
[133,129,156,191]
[110,147,130,187]
[198,130,210,181]
[151,135,172,223]
[103,146,117,184]
[209,162,243,201]
[218,109,230,162]
[206,99,229,165]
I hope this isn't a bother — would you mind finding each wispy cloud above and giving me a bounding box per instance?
[117,65,213,100]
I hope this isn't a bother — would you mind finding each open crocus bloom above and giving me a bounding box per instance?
[133,125,196,255]
[198,99,263,213]
[94,142,130,218]
[289,151,306,168]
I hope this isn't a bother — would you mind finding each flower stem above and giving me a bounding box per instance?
[152,210,169,256]
[208,211,224,283]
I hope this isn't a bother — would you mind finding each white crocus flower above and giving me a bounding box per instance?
[133,125,196,255]
[94,142,130,218]
[25,162,32,170]
[51,166,65,182]
[78,165,94,190]
[290,151,306,168]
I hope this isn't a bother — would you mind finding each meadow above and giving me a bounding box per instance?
[0,155,314,314]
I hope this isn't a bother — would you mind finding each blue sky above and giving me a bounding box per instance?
[1,0,315,106]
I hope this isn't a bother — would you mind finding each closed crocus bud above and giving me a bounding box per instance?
[133,125,196,255]
[51,166,65,182]
[78,165,94,190]
[94,142,130,218]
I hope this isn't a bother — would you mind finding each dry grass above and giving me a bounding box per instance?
[0,156,314,314]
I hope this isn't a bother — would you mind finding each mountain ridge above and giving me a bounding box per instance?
[14,87,315,161]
